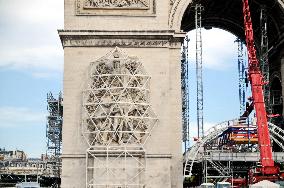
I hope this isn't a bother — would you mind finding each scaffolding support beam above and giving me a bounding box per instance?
[195,4,204,138]
[260,5,271,114]
[181,35,190,151]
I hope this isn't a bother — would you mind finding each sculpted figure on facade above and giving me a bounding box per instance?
[84,0,150,9]
[82,47,157,146]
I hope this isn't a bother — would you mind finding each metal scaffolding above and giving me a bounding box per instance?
[46,92,63,178]
[181,35,190,151]
[203,150,232,184]
[82,47,158,188]
[260,5,271,114]
[235,38,246,115]
[184,119,284,186]
[195,4,204,138]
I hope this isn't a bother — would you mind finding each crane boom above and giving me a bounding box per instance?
[242,0,278,174]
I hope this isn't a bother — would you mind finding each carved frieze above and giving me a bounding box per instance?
[83,0,150,9]
[82,47,158,146]
[61,38,172,48]
[76,0,155,16]
[58,30,184,49]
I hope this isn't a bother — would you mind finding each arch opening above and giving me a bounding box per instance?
[179,1,284,186]
[179,0,284,135]
[179,0,284,52]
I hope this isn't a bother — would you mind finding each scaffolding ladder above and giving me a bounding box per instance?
[181,35,190,151]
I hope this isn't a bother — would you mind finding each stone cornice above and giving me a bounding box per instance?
[61,153,172,159]
[58,30,185,49]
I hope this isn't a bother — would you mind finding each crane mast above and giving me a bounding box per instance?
[242,0,278,174]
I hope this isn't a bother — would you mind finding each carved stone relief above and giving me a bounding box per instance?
[61,38,170,48]
[169,0,182,28]
[58,30,183,49]
[169,0,176,7]
[169,0,176,17]
[82,47,158,146]
[76,0,155,16]
[83,0,150,9]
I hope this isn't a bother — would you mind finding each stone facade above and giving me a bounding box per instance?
[59,1,185,187]
[59,0,284,187]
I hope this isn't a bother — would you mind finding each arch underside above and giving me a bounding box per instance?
[180,0,284,51]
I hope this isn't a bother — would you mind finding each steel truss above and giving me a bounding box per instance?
[86,146,145,188]
[203,151,232,184]
[46,92,63,177]
[195,4,204,138]
[82,47,158,188]
[184,120,284,180]
[184,119,237,178]
[260,5,271,114]
[181,35,190,151]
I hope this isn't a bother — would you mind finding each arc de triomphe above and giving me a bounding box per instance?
[59,0,284,187]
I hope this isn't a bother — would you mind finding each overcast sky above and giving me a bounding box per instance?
[0,0,64,157]
[0,0,244,157]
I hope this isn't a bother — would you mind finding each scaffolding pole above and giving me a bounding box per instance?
[195,4,204,138]
[181,35,190,151]
[235,38,246,115]
[260,5,271,114]
[203,150,232,184]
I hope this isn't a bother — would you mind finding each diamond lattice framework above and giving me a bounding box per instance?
[86,147,146,187]
[82,47,158,147]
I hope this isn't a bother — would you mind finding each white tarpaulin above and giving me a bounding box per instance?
[249,180,280,188]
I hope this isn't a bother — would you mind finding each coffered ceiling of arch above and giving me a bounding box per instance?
[180,0,284,52]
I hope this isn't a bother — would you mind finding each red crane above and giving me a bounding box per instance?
[242,0,283,183]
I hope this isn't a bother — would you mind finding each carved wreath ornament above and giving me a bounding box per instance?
[82,47,158,147]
